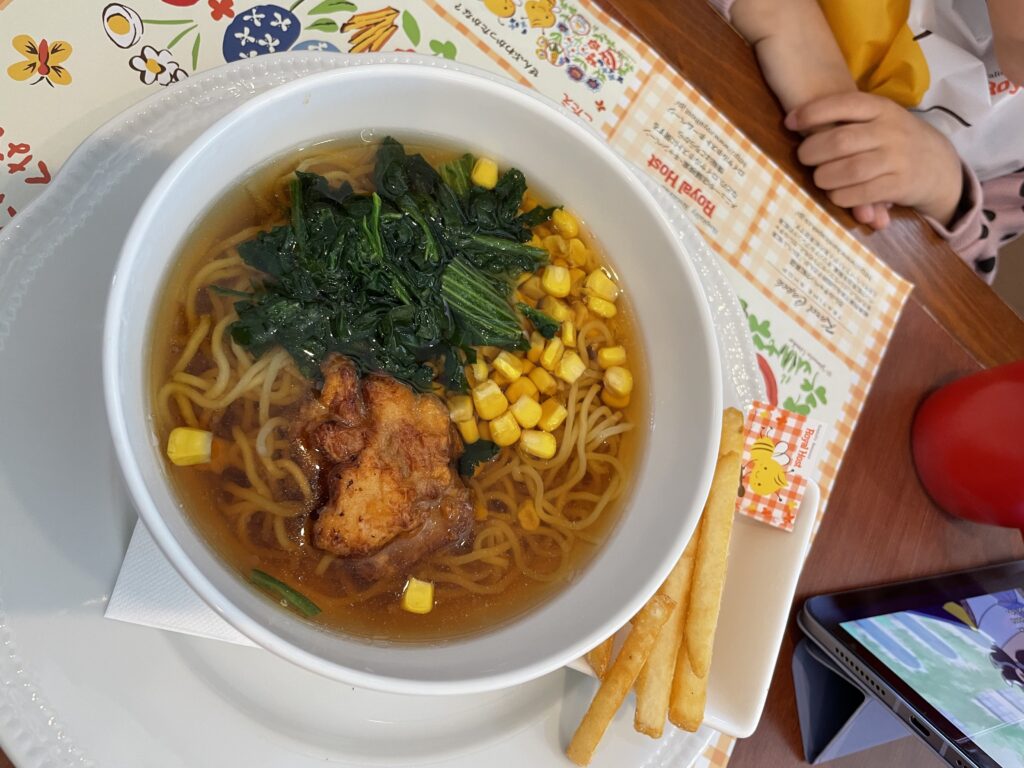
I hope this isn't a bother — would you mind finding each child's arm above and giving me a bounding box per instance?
[927,170,1024,283]
[710,0,888,225]
[722,0,857,112]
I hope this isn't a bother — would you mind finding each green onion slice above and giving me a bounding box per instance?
[250,569,321,617]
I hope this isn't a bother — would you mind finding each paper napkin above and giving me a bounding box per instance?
[105,521,256,647]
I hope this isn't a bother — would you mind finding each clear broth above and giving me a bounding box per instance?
[149,139,648,641]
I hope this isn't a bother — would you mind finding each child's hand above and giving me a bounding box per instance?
[785,92,964,228]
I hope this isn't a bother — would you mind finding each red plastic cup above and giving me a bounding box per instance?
[911,360,1024,530]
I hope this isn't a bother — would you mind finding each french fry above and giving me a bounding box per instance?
[720,406,744,457]
[566,593,675,766]
[341,7,398,31]
[348,22,385,47]
[668,637,707,732]
[585,636,614,679]
[633,532,699,738]
[351,24,397,53]
[685,449,742,678]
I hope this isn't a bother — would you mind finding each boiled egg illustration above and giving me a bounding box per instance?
[103,3,144,49]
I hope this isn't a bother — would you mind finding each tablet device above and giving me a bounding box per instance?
[801,560,1024,768]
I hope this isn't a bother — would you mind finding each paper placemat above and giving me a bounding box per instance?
[0,2,913,764]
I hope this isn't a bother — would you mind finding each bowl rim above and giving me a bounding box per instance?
[103,55,723,694]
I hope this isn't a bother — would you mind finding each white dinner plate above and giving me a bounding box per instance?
[0,53,815,768]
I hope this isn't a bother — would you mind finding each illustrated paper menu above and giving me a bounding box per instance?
[0,3,913,763]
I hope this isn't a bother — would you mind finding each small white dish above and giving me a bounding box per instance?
[103,58,723,695]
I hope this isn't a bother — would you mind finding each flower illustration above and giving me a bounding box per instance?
[256,32,280,51]
[102,4,144,48]
[241,7,265,25]
[128,45,186,85]
[567,64,584,81]
[586,77,600,91]
[269,10,291,32]
[292,39,340,52]
[7,36,72,86]
[587,39,600,51]
[209,0,235,20]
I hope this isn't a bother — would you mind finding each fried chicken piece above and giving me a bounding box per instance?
[302,356,472,581]
[298,356,369,464]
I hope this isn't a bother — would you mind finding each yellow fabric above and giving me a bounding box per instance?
[818,0,930,107]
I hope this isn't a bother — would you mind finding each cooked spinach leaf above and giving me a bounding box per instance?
[517,302,559,339]
[458,440,501,477]
[228,137,554,390]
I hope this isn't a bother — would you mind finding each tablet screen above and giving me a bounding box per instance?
[841,589,1024,768]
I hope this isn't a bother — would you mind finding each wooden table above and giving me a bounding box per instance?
[1,4,1021,768]
[596,1,1024,766]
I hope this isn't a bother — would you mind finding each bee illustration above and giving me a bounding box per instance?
[741,431,791,498]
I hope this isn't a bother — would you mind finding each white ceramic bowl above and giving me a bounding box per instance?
[103,58,722,695]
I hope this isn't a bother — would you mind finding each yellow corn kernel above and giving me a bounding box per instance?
[471,157,499,190]
[491,370,513,387]
[587,295,617,318]
[542,234,567,256]
[475,501,489,521]
[401,577,434,614]
[597,345,627,369]
[516,271,533,287]
[601,388,631,410]
[510,395,542,429]
[538,399,568,432]
[470,358,489,384]
[448,395,474,423]
[540,337,564,371]
[528,233,543,248]
[561,319,576,348]
[520,430,557,460]
[478,420,492,442]
[573,301,589,327]
[526,331,546,363]
[521,276,545,301]
[529,366,558,396]
[166,427,213,466]
[585,269,620,302]
[479,345,501,360]
[517,499,541,531]
[603,366,634,397]
[567,237,589,267]
[540,296,572,322]
[472,380,508,420]
[489,410,522,447]
[520,358,536,374]
[457,417,480,444]
[568,268,586,294]
[552,209,580,238]
[556,350,586,384]
[541,265,571,298]
[522,190,540,212]
[506,376,539,403]
[492,350,524,382]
